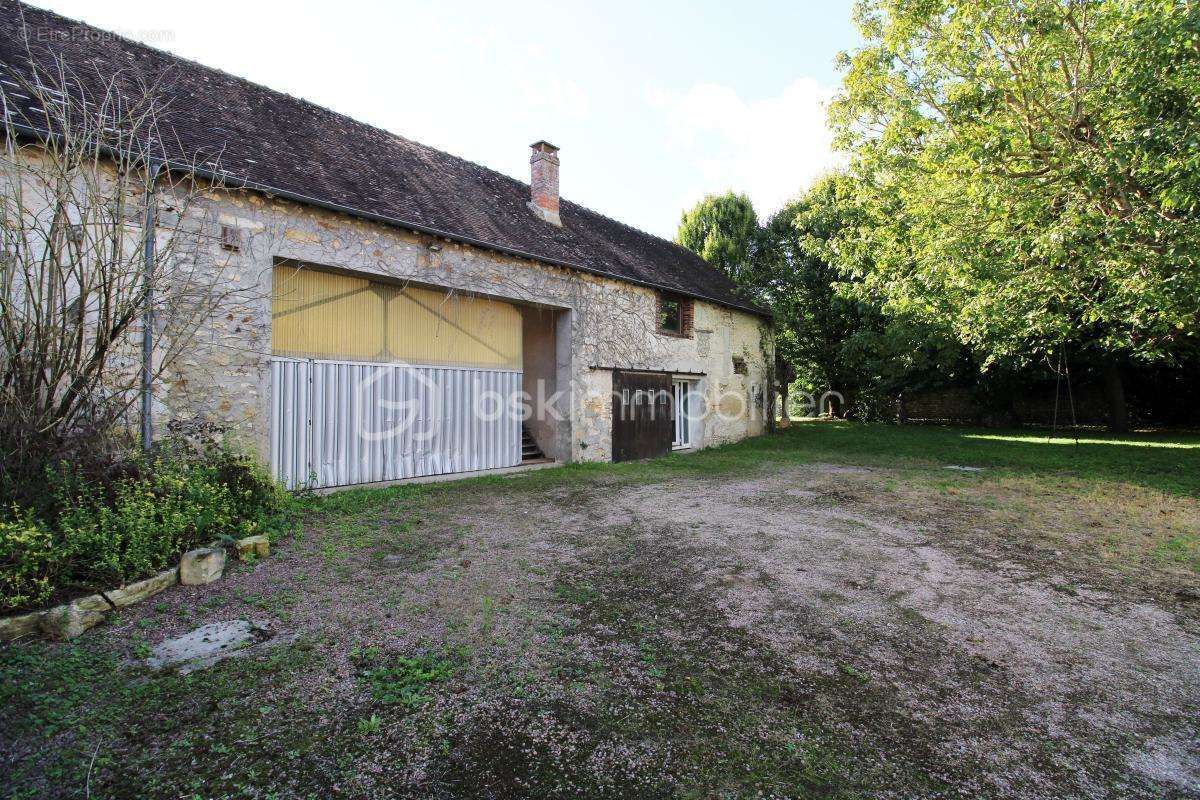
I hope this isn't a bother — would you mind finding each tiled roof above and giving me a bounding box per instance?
[0,1,765,315]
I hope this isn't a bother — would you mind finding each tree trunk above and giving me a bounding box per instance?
[764,376,777,433]
[837,388,857,419]
[1103,361,1129,433]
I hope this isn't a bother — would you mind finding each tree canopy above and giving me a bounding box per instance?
[676,1,1199,430]
[766,174,964,407]
[676,191,760,285]
[829,0,1200,412]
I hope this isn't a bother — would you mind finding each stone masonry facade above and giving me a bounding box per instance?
[159,187,771,468]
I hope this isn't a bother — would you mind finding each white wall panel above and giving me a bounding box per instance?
[271,358,521,489]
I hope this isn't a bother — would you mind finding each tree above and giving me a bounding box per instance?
[676,191,760,284]
[763,173,961,418]
[675,178,956,420]
[766,175,879,405]
[830,0,1200,431]
[0,48,238,492]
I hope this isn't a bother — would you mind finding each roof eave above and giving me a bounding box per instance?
[3,118,770,318]
[228,173,771,318]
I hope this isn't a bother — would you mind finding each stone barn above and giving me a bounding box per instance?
[0,3,772,490]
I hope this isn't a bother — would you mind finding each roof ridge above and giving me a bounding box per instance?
[11,2,427,150]
[559,195,697,259]
[14,2,704,257]
[6,0,765,315]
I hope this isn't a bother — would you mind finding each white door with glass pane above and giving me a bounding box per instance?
[673,379,692,449]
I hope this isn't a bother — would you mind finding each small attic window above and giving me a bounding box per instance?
[732,356,748,375]
[220,225,242,252]
[658,292,693,337]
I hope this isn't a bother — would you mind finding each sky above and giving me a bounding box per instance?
[29,0,860,238]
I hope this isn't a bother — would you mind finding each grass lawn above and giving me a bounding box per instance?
[769,421,1200,496]
[2,422,1198,799]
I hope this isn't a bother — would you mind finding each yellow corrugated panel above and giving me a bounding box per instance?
[272,266,384,360]
[271,265,521,369]
[387,286,521,370]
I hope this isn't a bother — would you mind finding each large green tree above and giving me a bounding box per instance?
[830,0,1200,430]
[763,173,962,418]
[676,191,760,284]
[675,174,960,420]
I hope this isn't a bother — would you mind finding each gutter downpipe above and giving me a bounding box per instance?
[140,159,163,451]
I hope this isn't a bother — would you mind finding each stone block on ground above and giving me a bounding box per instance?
[235,535,269,559]
[109,568,178,607]
[146,619,276,673]
[39,602,106,640]
[72,593,113,613]
[180,548,226,585]
[0,610,46,642]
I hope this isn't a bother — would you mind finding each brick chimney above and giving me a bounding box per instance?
[528,140,561,226]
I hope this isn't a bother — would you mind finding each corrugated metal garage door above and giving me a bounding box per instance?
[270,359,521,489]
[269,264,523,489]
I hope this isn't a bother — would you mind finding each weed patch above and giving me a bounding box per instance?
[352,647,457,710]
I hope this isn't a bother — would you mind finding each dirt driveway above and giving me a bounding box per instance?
[562,464,1200,797]
[4,428,1200,799]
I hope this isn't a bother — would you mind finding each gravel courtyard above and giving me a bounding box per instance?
[3,424,1198,799]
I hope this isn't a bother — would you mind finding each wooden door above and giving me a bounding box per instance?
[612,370,673,462]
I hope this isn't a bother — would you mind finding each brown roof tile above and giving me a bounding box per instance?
[0,1,765,315]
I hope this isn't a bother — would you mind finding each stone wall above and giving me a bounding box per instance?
[901,385,1111,426]
[157,188,771,468]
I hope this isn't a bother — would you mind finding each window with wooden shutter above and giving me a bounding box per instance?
[657,292,694,338]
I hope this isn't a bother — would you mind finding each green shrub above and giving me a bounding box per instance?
[206,447,291,538]
[55,461,236,588]
[0,507,57,612]
[0,443,296,613]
